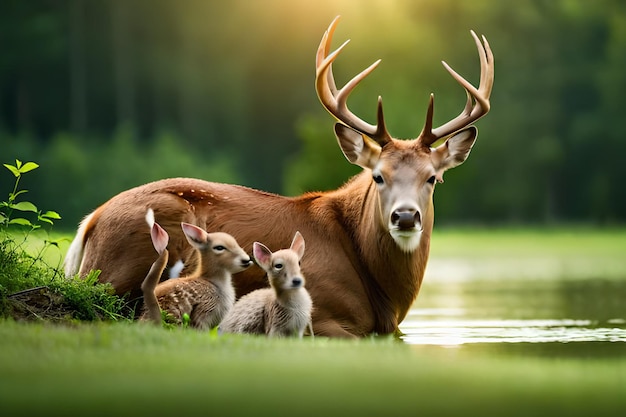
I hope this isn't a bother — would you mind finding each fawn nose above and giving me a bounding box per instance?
[391,207,421,230]
[241,258,252,268]
[291,277,303,288]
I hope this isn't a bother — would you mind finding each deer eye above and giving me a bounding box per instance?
[427,175,436,185]
[373,174,384,185]
[274,263,283,270]
[213,245,226,252]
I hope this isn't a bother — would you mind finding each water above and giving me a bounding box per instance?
[399,276,626,349]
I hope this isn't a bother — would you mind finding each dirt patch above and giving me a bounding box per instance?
[4,286,76,322]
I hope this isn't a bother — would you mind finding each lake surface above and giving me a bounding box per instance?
[399,263,626,354]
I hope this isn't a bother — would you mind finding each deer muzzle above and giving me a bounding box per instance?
[391,207,421,231]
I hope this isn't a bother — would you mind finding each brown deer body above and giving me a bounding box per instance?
[139,209,252,329]
[65,17,493,338]
[220,232,313,338]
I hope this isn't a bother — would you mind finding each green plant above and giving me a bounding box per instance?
[0,159,133,322]
[1,159,61,230]
[158,310,192,329]
[0,160,65,293]
[49,270,130,321]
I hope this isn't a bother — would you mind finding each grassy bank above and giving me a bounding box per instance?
[1,228,624,416]
[0,320,624,417]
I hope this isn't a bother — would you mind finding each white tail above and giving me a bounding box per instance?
[64,17,493,337]
[220,232,313,338]
[64,211,96,277]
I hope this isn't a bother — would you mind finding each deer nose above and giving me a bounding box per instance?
[291,277,303,288]
[391,208,420,230]
[241,258,252,268]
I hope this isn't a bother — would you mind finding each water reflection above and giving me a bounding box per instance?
[401,315,626,345]
[400,277,626,348]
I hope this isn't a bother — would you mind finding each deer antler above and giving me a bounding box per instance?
[419,30,494,147]
[315,16,391,146]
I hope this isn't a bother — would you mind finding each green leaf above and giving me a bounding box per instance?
[8,190,28,203]
[18,162,39,174]
[48,236,70,245]
[10,201,38,212]
[8,218,33,227]
[38,217,54,225]
[182,313,191,328]
[41,210,61,220]
[11,190,29,199]
[3,164,19,177]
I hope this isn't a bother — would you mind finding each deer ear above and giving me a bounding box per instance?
[181,223,209,250]
[150,223,169,255]
[146,208,168,254]
[253,242,273,270]
[431,126,477,181]
[334,123,381,169]
[290,231,306,260]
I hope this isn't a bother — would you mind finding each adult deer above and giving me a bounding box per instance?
[65,16,494,338]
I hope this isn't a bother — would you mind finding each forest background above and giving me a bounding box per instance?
[1,0,624,230]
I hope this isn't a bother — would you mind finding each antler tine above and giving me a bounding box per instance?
[316,22,337,95]
[479,33,495,98]
[315,16,391,146]
[420,30,494,147]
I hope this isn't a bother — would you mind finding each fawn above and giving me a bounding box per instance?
[140,209,252,329]
[220,231,313,338]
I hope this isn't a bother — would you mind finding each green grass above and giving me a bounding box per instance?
[1,227,625,416]
[5,228,71,270]
[431,226,626,257]
[0,229,131,321]
[428,226,626,281]
[0,320,624,417]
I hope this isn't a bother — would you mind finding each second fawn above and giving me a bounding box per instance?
[140,209,252,329]
[220,231,313,338]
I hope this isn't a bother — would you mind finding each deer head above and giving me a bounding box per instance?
[253,231,306,295]
[315,16,494,252]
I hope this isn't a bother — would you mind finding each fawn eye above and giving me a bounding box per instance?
[213,245,226,252]
[427,175,436,185]
[373,174,384,185]
[274,263,283,270]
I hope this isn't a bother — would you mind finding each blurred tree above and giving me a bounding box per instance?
[1,0,626,226]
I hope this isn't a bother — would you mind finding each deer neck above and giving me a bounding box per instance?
[196,252,232,289]
[333,171,433,330]
[274,287,310,310]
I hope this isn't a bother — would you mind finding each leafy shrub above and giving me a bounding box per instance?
[0,159,132,322]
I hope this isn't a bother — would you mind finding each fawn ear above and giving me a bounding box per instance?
[150,223,169,255]
[290,231,306,260]
[146,209,168,254]
[181,223,209,249]
[252,242,273,270]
